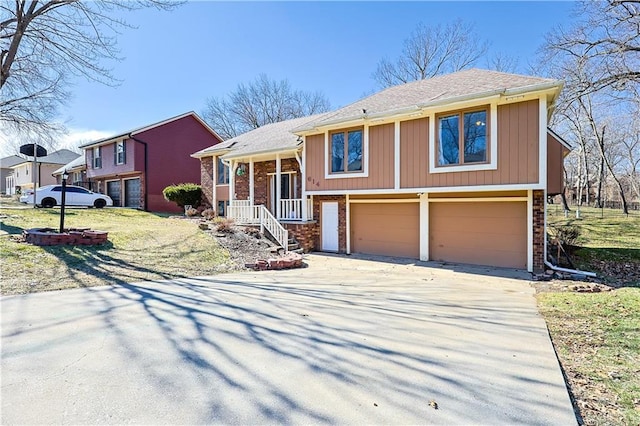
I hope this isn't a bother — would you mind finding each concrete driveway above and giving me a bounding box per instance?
[1,254,576,425]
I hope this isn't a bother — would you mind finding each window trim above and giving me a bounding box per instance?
[216,156,229,185]
[428,103,498,174]
[324,125,369,179]
[93,147,102,169]
[115,141,126,165]
[435,106,490,168]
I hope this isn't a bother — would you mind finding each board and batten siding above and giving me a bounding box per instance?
[305,123,394,191]
[401,100,540,189]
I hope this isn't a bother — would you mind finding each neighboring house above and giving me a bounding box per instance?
[52,156,89,189]
[79,112,223,213]
[1,155,25,195]
[193,69,570,273]
[7,150,80,194]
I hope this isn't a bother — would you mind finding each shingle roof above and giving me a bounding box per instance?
[0,155,25,168]
[52,155,86,175]
[296,69,561,131]
[9,149,80,167]
[192,113,331,159]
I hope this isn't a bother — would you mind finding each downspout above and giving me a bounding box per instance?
[129,135,149,211]
[544,260,597,278]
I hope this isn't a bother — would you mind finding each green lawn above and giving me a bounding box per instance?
[547,205,640,286]
[541,205,640,424]
[0,204,231,295]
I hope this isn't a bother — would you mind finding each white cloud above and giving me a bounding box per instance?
[60,129,114,152]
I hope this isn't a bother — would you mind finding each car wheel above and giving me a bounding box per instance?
[41,198,56,208]
[94,199,106,209]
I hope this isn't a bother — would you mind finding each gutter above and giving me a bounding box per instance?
[129,135,149,212]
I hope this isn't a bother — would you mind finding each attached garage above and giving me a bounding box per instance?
[106,180,121,207]
[124,178,141,208]
[350,202,419,258]
[429,201,527,269]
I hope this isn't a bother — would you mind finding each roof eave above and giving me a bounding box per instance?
[222,145,301,161]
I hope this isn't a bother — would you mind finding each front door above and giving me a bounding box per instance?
[321,201,339,252]
[268,173,294,216]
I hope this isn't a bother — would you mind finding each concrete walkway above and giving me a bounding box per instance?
[1,254,576,425]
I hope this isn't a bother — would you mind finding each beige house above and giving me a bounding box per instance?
[193,69,570,273]
[7,149,80,193]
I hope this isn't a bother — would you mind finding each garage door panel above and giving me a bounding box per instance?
[430,202,527,269]
[351,203,419,258]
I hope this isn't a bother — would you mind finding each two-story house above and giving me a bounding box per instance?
[6,150,80,195]
[1,155,25,195]
[79,112,223,213]
[193,69,570,272]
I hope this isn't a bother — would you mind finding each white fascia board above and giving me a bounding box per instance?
[191,148,232,159]
[306,183,545,196]
[222,146,300,161]
[547,128,573,150]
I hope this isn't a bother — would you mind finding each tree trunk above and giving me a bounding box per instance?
[596,126,629,215]
[595,155,605,208]
[561,167,571,211]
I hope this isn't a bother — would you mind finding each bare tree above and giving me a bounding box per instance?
[372,20,489,88]
[0,0,178,140]
[544,0,640,98]
[485,52,520,74]
[203,74,331,140]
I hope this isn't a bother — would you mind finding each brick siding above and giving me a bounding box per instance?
[200,157,214,207]
[284,222,318,252]
[312,195,347,253]
[234,159,301,205]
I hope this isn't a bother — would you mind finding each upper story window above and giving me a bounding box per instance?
[217,157,229,184]
[25,165,28,175]
[93,147,102,169]
[115,141,126,165]
[437,108,488,166]
[330,128,363,173]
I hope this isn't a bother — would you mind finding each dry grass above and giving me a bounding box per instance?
[0,205,231,295]
[541,205,640,425]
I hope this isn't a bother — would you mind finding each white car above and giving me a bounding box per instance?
[20,185,113,208]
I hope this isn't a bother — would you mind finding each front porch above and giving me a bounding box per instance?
[222,153,317,251]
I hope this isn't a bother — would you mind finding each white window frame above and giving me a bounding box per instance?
[428,102,498,174]
[93,147,102,169]
[324,124,369,179]
[116,141,126,165]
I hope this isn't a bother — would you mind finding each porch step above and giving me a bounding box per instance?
[290,248,304,254]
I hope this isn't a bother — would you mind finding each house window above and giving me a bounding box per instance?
[437,109,488,166]
[115,141,126,165]
[217,157,229,184]
[217,200,229,216]
[93,147,102,169]
[330,128,363,173]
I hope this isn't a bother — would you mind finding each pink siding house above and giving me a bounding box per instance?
[80,112,223,213]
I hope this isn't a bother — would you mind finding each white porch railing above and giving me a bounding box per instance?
[228,202,288,251]
[279,198,313,221]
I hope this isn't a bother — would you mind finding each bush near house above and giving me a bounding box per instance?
[162,183,202,209]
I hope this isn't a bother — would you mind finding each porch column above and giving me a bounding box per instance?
[249,158,254,205]
[300,146,307,221]
[228,159,234,202]
[276,154,281,219]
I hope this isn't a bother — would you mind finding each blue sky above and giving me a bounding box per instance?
[55,1,575,149]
